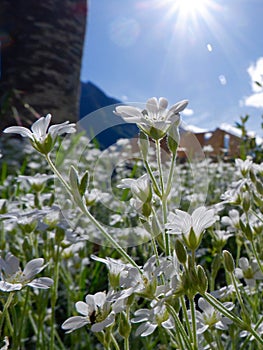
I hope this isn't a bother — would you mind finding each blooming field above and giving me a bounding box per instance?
[0,98,262,350]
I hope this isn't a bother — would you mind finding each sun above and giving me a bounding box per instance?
[175,0,210,14]
[155,0,215,23]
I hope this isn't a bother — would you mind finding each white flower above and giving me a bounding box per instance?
[114,97,188,140]
[61,291,115,333]
[166,206,217,249]
[235,257,263,288]
[131,301,174,337]
[91,255,127,289]
[191,297,233,334]
[235,158,253,176]
[0,253,53,292]
[4,114,76,154]
[117,174,152,203]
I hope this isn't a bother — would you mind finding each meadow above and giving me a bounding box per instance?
[0,98,262,350]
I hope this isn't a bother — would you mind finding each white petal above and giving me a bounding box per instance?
[31,115,51,139]
[27,277,53,289]
[76,301,91,316]
[162,317,174,329]
[91,313,115,333]
[239,257,249,270]
[61,316,89,333]
[94,292,106,307]
[22,258,45,280]
[114,106,143,123]
[0,281,22,291]
[168,100,188,114]
[85,295,96,311]
[158,97,168,111]
[3,252,20,275]
[146,97,158,115]
[3,126,33,139]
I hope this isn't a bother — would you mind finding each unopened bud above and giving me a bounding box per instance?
[223,250,235,273]
[175,240,187,264]
[242,192,250,212]
[197,265,208,293]
[256,180,263,196]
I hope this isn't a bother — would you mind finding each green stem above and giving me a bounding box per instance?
[50,242,60,350]
[165,153,176,198]
[110,333,121,350]
[251,240,263,274]
[16,287,30,346]
[166,303,193,349]
[144,160,162,197]
[240,315,263,350]
[45,154,141,273]
[0,292,15,337]
[156,140,164,195]
[230,272,247,318]
[189,298,198,350]
[180,296,193,343]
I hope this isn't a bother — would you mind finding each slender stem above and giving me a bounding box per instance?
[230,272,247,317]
[189,298,198,350]
[156,140,164,195]
[251,240,263,274]
[166,303,193,349]
[50,242,60,350]
[124,337,129,350]
[165,153,177,198]
[17,287,30,345]
[110,333,121,350]
[144,159,162,197]
[45,154,141,272]
[180,296,193,343]
[240,315,263,350]
[0,292,15,336]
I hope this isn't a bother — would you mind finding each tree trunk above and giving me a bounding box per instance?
[0,0,87,130]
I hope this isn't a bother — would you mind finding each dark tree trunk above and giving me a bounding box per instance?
[0,0,87,130]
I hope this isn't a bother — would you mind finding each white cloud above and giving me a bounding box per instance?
[243,57,263,108]
[182,108,194,116]
[244,91,263,108]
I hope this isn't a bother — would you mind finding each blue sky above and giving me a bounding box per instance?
[81,0,263,135]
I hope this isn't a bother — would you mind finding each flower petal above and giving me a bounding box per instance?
[61,316,89,333]
[27,277,53,289]
[0,281,22,292]
[91,313,115,333]
[31,115,51,139]
[3,126,33,139]
[146,97,158,115]
[114,106,143,123]
[76,301,91,316]
[22,258,46,280]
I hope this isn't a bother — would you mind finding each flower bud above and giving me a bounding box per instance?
[167,122,180,155]
[118,312,131,339]
[249,169,257,184]
[223,250,235,273]
[197,265,208,293]
[175,240,187,264]
[256,180,263,196]
[242,192,250,212]
[186,227,198,250]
